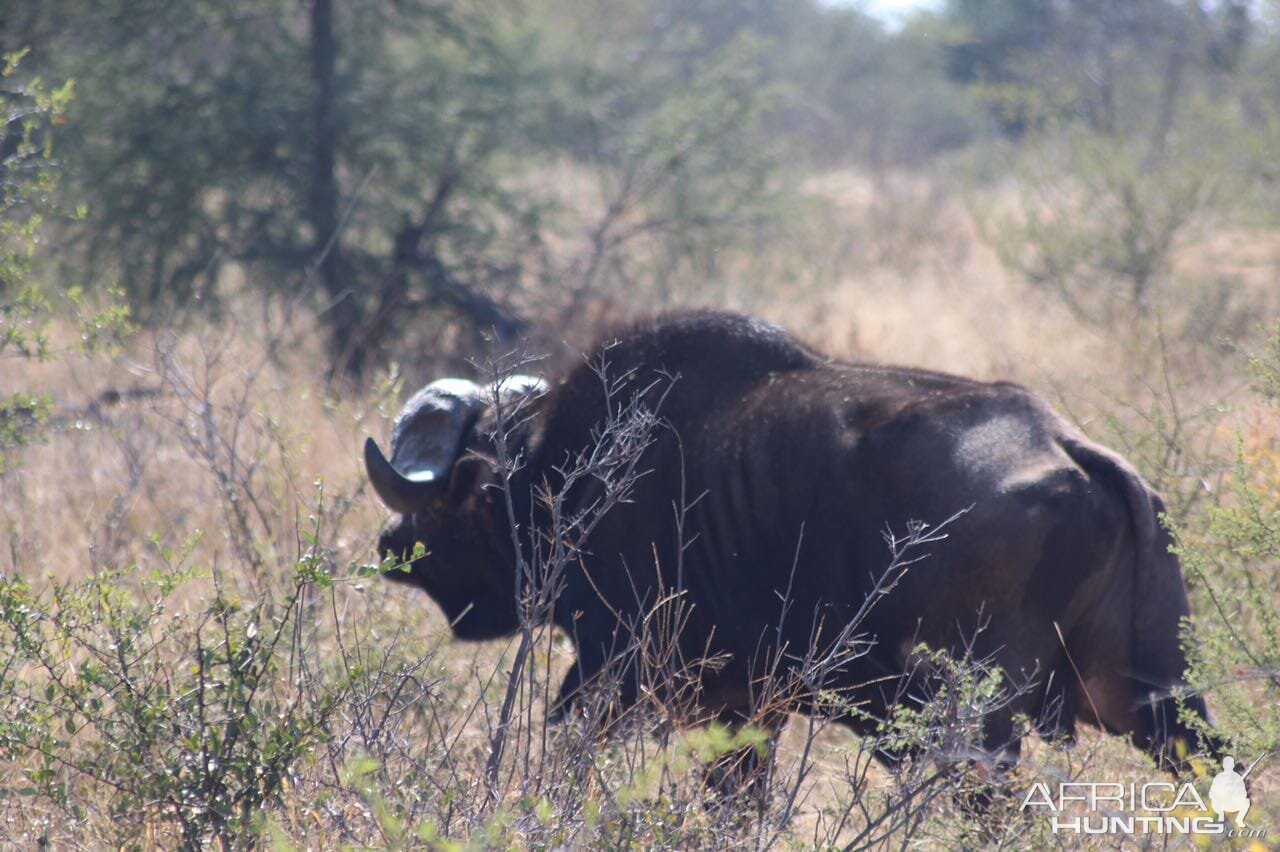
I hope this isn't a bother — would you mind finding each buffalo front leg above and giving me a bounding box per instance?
[550,639,643,730]
[957,709,1024,816]
[701,708,784,810]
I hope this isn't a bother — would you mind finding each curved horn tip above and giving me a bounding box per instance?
[363,436,385,474]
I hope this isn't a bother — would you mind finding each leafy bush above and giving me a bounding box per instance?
[1,52,131,473]
[1175,324,1280,804]
[0,542,339,846]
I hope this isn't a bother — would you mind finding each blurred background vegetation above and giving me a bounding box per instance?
[1,0,1278,847]
[6,0,1275,375]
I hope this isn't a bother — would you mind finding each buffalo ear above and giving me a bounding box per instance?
[447,454,497,506]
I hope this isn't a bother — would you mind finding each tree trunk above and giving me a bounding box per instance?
[308,0,364,377]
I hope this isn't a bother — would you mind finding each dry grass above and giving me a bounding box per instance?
[1,166,1277,849]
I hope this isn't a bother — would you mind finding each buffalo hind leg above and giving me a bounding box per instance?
[1132,688,1224,774]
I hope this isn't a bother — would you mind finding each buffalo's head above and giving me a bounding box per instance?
[364,375,546,639]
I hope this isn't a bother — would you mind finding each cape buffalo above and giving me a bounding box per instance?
[364,311,1213,774]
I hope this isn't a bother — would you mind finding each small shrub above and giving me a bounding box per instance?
[0,522,363,848]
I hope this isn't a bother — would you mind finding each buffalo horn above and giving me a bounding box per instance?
[364,436,442,514]
[366,374,547,514]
